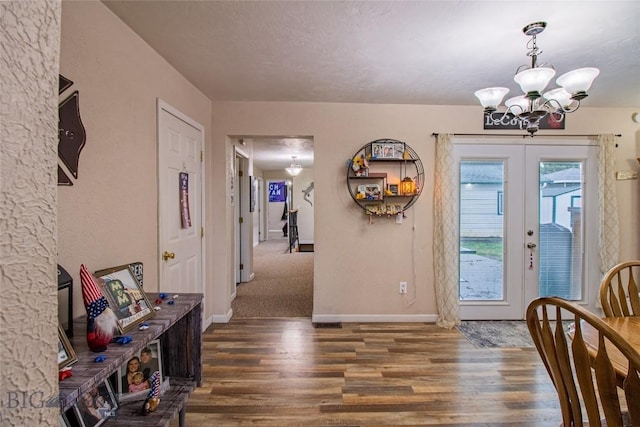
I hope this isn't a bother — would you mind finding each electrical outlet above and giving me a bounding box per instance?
[399,281,407,294]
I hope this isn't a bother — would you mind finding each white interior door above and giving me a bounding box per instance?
[157,100,203,294]
[456,140,597,320]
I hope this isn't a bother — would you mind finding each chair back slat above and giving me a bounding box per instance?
[527,297,640,427]
[600,261,640,317]
[593,334,623,427]
[627,271,640,314]
[570,317,600,425]
[616,274,630,316]
[624,368,640,423]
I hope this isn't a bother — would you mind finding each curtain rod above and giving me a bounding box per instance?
[431,133,622,138]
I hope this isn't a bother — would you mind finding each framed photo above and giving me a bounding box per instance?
[94,265,155,332]
[371,142,384,159]
[117,339,164,400]
[387,184,399,195]
[372,142,397,159]
[58,323,76,370]
[364,184,381,200]
[73,379,117,427]
[393,143,405,159]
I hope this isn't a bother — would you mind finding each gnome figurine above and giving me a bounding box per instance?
[80,264,119,352]
[141,371,161,415]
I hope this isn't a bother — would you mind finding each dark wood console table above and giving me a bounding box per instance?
[59,293,203,426]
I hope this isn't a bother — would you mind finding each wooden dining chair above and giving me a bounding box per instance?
[599,260,640,317]
[526,297,640,427]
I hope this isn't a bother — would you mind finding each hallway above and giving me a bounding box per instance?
[232,239,313,318]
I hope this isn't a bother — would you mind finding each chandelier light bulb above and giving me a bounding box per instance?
[505,96,529,116]
[285,156,303,176]
[474,87,509,111]
[556,67,600,100]
[543,88,573,109]
[514,68,556,98]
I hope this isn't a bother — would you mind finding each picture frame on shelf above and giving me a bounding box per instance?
[370,142,402,159]
[117,339,165,401]
[58,323,76,370]
[73,379,118,427]
[371,142,384,159]
[364,184,381,200]
[393,143,405,159]
[94,264,155,332]
[382,143,395,159]
[387,184,399,195]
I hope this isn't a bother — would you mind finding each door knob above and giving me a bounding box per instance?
[526,242,537,249]
[162,251,175,261]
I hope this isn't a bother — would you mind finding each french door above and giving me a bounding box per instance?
[455,141,598,320]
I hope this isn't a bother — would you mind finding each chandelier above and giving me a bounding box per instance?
[285,156,303,176]
[474,22,599,135]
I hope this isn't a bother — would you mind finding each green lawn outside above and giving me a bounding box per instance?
[461,239,503,261]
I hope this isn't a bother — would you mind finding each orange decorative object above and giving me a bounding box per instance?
[400,176,416,195]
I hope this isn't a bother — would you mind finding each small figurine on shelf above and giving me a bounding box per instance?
[80,264,119,353]
[351,153,369,177]
[141,371,161,415]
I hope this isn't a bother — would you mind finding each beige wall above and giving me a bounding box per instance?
[57,2,640,327]
[211,102,640,321]
[58,2,213,319]
[0,1,60,425]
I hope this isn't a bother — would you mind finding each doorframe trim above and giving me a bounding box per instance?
[234,146,253,284]
[156,98,206,297]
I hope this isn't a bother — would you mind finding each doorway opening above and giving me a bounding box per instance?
[232,136,314,318]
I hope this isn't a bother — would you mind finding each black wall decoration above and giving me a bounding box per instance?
[58,75,86,185]
[59,75,73,95]
[58,165,72,186]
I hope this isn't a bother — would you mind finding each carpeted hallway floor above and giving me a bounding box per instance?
[231,239,313,317]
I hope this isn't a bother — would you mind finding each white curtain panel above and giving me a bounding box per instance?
[433,134,460,328]
[597,134,619,274]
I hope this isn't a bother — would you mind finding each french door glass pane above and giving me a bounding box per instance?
[459,161,504,301]
[538,161,583,300]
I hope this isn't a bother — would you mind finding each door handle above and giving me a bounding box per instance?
[526,242,537,249]
[162,251,175,261]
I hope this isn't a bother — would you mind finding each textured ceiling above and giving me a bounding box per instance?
[102,0,640,169]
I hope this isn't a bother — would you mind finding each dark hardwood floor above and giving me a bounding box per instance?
[176,318,562,426]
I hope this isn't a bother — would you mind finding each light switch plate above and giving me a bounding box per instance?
[616,170,638,180]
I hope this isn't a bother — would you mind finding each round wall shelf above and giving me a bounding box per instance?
[347,139,424,215]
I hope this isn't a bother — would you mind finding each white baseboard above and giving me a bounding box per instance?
[207,312,439,327]
[311,313,439,323]
[207,308,233,325]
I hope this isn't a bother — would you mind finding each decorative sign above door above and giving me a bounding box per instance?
[58,75,87,186]
[483,112,565,131]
